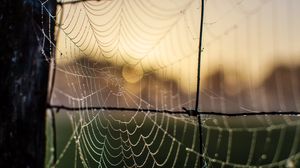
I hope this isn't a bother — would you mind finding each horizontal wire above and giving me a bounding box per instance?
[201,111,300,116]
[48,104,187,115]
[47,104,300,116]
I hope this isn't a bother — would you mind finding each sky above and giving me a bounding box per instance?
[55,0,300,92]
[202,0,300,85]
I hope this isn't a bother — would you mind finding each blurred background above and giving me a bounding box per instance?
[47,0,300,167]
[52,0,300,113]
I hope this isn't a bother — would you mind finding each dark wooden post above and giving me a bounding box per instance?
[0,0,56,167]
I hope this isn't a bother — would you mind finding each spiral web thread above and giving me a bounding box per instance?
[39,0,300,167]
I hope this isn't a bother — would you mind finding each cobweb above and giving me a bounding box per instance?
[39,0,300,167]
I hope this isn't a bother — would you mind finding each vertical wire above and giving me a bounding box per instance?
[195,0,205,166]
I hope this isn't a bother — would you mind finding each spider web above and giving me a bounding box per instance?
[39,0,300,167]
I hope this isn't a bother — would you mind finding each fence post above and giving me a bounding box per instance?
[0,0,56,167]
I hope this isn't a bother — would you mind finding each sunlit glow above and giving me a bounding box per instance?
[56,0,300,94]
[122,65,144,83]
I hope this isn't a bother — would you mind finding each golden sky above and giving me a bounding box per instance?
[55,0,300,92]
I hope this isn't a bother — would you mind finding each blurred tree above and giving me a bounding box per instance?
[0,0,56,167]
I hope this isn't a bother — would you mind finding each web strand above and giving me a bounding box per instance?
[41,0,300,167]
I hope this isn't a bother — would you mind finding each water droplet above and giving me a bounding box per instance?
[261,154,267,159]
